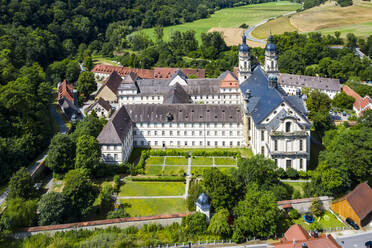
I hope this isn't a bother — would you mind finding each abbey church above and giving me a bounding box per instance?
[95,34,334,171]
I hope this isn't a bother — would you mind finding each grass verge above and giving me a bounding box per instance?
[163,166,187,176]
[146,157,164,165]
[119,198,186,217]
[283,181,306,196]
[191,157,213,165]
[145,166,163,176]
[119,181,185,196]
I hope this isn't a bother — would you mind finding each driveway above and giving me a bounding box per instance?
[336,230,372,247]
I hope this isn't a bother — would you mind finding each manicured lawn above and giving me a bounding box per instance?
[214,157,236,165]
[139,1,300,43]
[146,156,164,165]
[191,166,210,176]
[284,181,306,196]
[119,198,186,217]
[154,148,253,158]
[163,166,187,176]
[119,181,185,196]
[191,157,213,165]
[165,157,188,165]
[145,166,163,176]
[294,211,345,231]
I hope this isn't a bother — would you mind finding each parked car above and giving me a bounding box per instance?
[365,241,372,248]
[346,217,360,230]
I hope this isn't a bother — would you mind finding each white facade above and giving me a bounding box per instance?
[133,122,244,148]
[279,84,339,99]
[101,126,133,164]
[87,103,111,119]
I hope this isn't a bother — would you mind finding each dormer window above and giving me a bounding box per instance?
[286,122,291,132]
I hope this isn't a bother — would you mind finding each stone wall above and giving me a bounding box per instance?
[14,213,189,239]
[278,196,333,214]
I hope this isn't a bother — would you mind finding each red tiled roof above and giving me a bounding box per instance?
[58,80,74,103]
[92,64,153,79]
[342,85,363,110]
[360,96,372,112]
[284,224,311,241]
[154,67,205,79]
[219,71,239,88]
[333,182,372,220]
[96,71,123,96]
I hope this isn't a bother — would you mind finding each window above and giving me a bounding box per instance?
[177,141,180,146]
[199,131,202,135]
[192,141,195,146]
[274,140,278,151]
[114,154,118,160]
[286,160,292,169]
[261,146,264,154]
[141,141,144,146]
[207,131,210,135]
[170,131,173,136]
[155,141,158,145]
[261,130,265,141]
[222,131,225,136]
[133,131,137,135]
[162,131,165,136]
[300,140,303,151]
[300,159,303,169]
[200,141,203,146]
[154,131,157,135]
[207,141,210,146]
[274,159,277,166]
[222,141,225,146]
[192,131,194,136]
[230,141,233,147]
[215,141,218,146]
[185,141,188,146]
[286,122,291,132]
[177,131,180,135]
[237,141,240,146]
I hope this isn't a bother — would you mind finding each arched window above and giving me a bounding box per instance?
[271,60,274,69]
[286,122,291,132]
[244,61,247,68]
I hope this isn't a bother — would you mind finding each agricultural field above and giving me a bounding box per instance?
[119,181,185,197]
[139,1,301,46]
[119,198,187,217]
[252,0,372,39]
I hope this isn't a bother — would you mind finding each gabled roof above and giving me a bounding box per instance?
[284,224,310,241]
[87,97,112,113]
[169,69,188,81]
[218,71,239,88]
[278,73,341,92]
[97,107,132,145]
[58,80,74,103]
[97,71,122,96]
[163,83,190,104]
[240,66,308,125]
[360,96,372,110]
[122,72,140,84]
[343,85,365,111]
[92,64,154,79]
[154,67,205,79]
[333,182,372,220]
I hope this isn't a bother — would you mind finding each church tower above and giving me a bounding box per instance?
[238,34,251,84]
[264,34,278,74]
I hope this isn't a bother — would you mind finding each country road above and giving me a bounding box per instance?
[0,105,67,206]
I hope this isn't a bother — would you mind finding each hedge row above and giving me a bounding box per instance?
[131,176,186,182]
[148,149,188,157]
[191,150,241,158]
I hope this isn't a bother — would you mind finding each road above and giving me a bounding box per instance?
[0,105,67,206]
[336,230,372,248]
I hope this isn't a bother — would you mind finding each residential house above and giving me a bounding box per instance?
[342,85,372,117]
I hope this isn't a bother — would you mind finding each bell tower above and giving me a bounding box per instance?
[264,33,278,74]
[238,34,251,84]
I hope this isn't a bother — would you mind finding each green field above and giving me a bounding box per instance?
[146,156,164,166]
[165,157,188,165]
[294,211,345,230]
[145,165,163,176]
[139,1,301,43]
[318,22,372,38]
[163,166,187,176]
[119,181,185,196]
[283,181,306,196]
[214,157,237,165]
[120,198,187,217]
[191,157,213,165]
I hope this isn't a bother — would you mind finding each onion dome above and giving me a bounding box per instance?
[268,73,278,82]
[265,33,277,52]
[239,34,250,53]
[196,193,210,211]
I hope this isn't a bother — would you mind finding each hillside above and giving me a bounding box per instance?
[252,0,372,39]
[139,1,301,47]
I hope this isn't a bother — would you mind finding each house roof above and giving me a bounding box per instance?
[97,106,132,145]
[169,69,188,81]
[218,71,239,88]
[125,104,242,123]
[87,97,112,113]
[240,66,308,125]
[92,64,154,79]
[58,97,80,119]
[154,67,205,79]
[97,71,123,96]
[360,96,372,111]
[58,80,74,103]
[333,182,372,220]
[284,224,310,241]
[342,85,363,110]
[274,224,341,248]
[278,73,341,92]
[163,83,190,104]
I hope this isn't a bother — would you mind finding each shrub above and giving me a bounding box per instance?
[288,208,300,219]
[277,168,287,178]
[292,190,302,200]
[113,175,121,192]
[186,180,203,211]
[181,212,207,235]
[311,199,324,217]
[309,221,322,232]
[286,168,299,179]
[298,170,308,179]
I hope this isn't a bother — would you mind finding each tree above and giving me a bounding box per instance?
[96,184,114,213]
[202,168,236,211]
[332,92,354,110]
[83,56,93,71]
[288,208,300,219]
[65,60,81,83]
[46,133,75,175]
[357,109,372,128]
[107,203,130,219]
[306,90,331,118]
[207,209,231,237]
[71,113,104,141]
[181,212,207,235]
[76,71,96,100]
[154,25,164,42]
[63,169,98,219]
[286,167,298,179]
[346,33,357,50]
[186,180,203,211]
[311,199,323,217]
[8,167,37,200]
[233,183,283,239]
[113,175,121,193]
[37,192,67,225]
[75,135,101,172]
[0,198,37,231]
